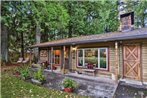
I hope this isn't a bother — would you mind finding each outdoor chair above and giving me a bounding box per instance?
[17,57,23,63]
[22,57,29,64]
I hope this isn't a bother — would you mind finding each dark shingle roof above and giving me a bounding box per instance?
[31,28,147,48]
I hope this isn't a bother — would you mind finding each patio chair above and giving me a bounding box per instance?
[17,57,23,63]
[22,57,29,64]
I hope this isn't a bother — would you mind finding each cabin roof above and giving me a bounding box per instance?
[30,28,147,48]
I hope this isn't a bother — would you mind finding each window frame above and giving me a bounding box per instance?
[97,48,108,70]
[77,47,109,70]
[77,49,85,67]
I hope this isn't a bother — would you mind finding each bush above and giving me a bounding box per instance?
[20,67,29,78]
[33,68,45,82]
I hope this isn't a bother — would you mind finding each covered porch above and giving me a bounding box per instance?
[30,41,120,82]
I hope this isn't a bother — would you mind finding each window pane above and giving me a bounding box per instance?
[78,50,83,66]
[99,49,107,69]
[85,49,98,68]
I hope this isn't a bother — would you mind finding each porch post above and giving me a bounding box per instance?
[51,47,53,72]
[115,41,119,81]
[62,46,66,74]
[70,45,72,70]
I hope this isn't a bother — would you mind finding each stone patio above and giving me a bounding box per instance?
[42,70,118,98]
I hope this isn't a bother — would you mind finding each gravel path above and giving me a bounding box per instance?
[114,82,147,98]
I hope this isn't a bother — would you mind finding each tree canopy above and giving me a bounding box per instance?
[1,0,147,62]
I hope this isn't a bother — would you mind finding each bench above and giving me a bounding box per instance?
[82,69,96,76]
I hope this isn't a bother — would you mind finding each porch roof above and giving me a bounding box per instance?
[30,28,147,48]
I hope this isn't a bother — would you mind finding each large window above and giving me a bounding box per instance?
[77,48,108,70]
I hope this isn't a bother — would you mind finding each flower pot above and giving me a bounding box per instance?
[64,88,73,93]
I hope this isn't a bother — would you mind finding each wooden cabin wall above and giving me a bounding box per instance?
[71,39,147,81]
[142,41,147,82]
[72,42,116,78]
[118,45,123,77]
[39,48,49,62]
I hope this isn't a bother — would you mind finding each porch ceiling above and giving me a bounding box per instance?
[30,28,147,48]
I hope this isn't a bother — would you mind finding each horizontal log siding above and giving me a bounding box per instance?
[142,42,147,82]
[119,45,123,77]
[39,49,48,62]
[109,45,115,74]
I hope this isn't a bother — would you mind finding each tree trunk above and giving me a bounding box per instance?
[21,32,24,59]
[68,23,73,38]
[141,13,145,28]
[34,23,41,63]
[1,24,8,63]
[36,23,41,44]
[68,2,73,38]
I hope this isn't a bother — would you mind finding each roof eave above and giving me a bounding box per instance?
[29,34,147,48]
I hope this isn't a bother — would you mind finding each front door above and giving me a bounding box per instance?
[123,44,141,80]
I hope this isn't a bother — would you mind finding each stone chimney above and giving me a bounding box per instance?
[119,12,134,32]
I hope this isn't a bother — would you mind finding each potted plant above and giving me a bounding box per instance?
[31,68,46,85]
[62,78,78,93]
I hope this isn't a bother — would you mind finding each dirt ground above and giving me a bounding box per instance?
[114,82,147,98]
[1,63,21,72]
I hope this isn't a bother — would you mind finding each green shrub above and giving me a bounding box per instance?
[20,67,29,78]
[33,68,45,82]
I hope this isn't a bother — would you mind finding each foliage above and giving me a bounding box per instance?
[62,78,78,89]
[33,68,45,82]
[20,66,29,78]
[1,1,146,62]
[1,71,88,98]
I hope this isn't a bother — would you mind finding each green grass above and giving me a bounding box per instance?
[1,70,88,98]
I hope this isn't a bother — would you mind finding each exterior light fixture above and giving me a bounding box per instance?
[72,47,76,51]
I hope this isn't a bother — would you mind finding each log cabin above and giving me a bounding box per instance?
[30,12,147,85]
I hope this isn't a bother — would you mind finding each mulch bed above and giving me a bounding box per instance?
[1,63,21,72]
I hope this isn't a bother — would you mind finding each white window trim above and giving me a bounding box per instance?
[77,48,108,70]
[96,48,108,70]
